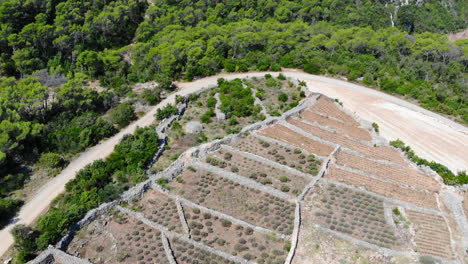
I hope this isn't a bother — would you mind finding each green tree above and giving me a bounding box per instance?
[109,103,136,128]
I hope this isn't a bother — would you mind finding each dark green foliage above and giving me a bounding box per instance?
[11,224,39,262]
[109,103,136,128]
[390,139,467,185]
[218,78,256,118]
[206,97,217,108]
[46,112,117,154]
[200,109,215,123]
[156,104,178,120]
[141,88,161,105]
[0,197,23,228]
[37,153,65,169]
[278,93,288,102]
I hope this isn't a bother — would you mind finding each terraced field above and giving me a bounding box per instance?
[30,76,465,264]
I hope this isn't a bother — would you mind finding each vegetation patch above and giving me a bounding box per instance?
[390,139,467,185]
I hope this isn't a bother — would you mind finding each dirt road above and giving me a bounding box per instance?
[1,70,467,258]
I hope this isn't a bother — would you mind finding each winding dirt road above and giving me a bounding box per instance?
[1,69,467,259]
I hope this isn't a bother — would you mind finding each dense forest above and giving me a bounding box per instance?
[0,0,467,261]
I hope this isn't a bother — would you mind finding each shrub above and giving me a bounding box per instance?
[390,139,467,185]
[206,96,217,108]
[141,88,161,105]
[175,95,185,103]
[221,219,232,227]
[279,176,289,182]
[224,152,232,160]
[280,185,290,192]
[277,73,286,80]
[278,93,288,102]
[200,109,215,123]
[109,103,136,127]
[228,117,238,125]
[156,104,178,120]
[294,148,302,154]
[372,122,379,133]
[37,153,64,169]
[261,178,272,185]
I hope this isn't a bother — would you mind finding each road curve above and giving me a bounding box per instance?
[1,70,467,258]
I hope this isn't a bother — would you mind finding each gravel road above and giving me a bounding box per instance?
[1,69,466,259]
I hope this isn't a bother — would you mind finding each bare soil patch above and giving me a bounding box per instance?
[303,183,404,249]
[230,135,321,175]
[288,117,406,165]
[325,167,438,210]
[182,204,289,263]
[406,210,455,259]
[258,124,334,157]
[309,97,360,127]
[168,168,296,235]
[169,237,235,264]
[67,211,168,264]
[299,110,372,141]
[126,189,184,233]
[335,151,440,192]
[205,148,309,196]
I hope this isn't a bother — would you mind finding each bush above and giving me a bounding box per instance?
[278,93,288,102]
[224,152,232,160]
[37,153,64,169]
[303,63,321,74]
[221,219,232,227]
[279,176,289,182]
[372,122,379,133]
[262,178,272,185]
[200,109,215,123]
[156,104,178,120]
[141,88,161,105]
[0,198,23,228]
[281,185,290,192]
[206,96,217,108]
[390,139,467,185]
[109,103,136,127]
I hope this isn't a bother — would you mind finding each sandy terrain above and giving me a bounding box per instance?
[1,69,467,259]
